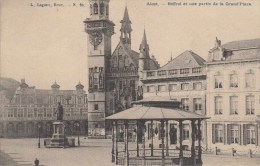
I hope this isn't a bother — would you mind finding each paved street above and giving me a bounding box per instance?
[0,138,260,166]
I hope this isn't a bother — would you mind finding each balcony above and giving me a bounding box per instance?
[106,70,138,78]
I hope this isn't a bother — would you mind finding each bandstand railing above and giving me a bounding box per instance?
[115,149,199,166]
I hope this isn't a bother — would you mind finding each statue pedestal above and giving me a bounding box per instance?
[50,121,68,148]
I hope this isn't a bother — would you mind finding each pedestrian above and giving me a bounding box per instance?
[34,158,39,166]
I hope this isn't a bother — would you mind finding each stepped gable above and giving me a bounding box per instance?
[159,50,205,70]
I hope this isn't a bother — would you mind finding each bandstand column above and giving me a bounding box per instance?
[161,120,165,166]
[166,120,169,156]
[136,121,139,157]
[124,121,129,166]
[191,120,196,165]
[142,120,146,166]
[112,121,115,163]
[151,120,154,157]
[115,121,119,164]
[198,120,202,164]
[179,120,183,166]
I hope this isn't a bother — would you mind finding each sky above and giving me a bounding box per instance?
[1,0,260,90]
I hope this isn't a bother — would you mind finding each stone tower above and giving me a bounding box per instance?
[84,0,115,138]
[138,29,151,99]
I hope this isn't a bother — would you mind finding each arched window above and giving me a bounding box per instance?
[100,3,104,15]
[93,3,98,14]
[112,56,117,67]
[90,4,92,15]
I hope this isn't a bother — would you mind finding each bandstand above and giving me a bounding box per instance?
[106,96,209,166]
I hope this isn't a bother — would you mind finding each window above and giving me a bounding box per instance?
[192,67,202,73]
[78,97,82,104]
[215,96,223,115]
[214,75,223,88]
[245,125,256,144]
[46,109,52,117]
[93,3,98,14]
[100,3,104,15]
[193,82,202,90]
[230,74,238,88]
[37,108,43,117]
[147,71,155,77]
[180,68,189,74]
[181,98,189,111]
[158,70,166,76]
[94,104,99,110]
[194,98,202,111]
[212,124,224,143]
[70,108,74,116]
[158,85,166,92]
[8,109,13,117]
[181,83,189,90]
[17,109,24,117]
[119,81,123,90]
[90,4,92,15]
[169,84,177,91]
[246,96,255,115]
[27,109,33,118]
[147,85,155,93]
[168,69,178,75]
[230,125,239,144]
[230,96,238,115]
[183,124,189,140]
[245,73,255,88]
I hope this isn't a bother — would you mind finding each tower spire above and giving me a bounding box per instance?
[139,29,149,58]
[120,5,132,48]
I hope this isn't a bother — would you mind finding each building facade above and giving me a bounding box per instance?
[206,38,260,150]
[0,78,88,138]
[84,0,159,137]
[140,50,207,149]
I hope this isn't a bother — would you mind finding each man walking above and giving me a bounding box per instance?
[34,158,39,166]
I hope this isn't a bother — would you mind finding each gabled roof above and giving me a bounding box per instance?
[111,41,139,67]
[159,50,205,70]
[222,38,260,50]
[148,58,160,70]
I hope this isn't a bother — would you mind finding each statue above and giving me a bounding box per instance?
[56,102,64,121]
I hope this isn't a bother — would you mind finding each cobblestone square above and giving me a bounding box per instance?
[1,138,260,166]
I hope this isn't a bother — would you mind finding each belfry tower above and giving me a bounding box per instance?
[120,6,132,49]
[84,0,115,138]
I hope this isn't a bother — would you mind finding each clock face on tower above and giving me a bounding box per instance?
[89,31,103,47]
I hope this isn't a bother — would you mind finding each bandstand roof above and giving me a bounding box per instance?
[106,105,209,121]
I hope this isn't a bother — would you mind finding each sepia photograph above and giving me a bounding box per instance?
[0,0,260,165]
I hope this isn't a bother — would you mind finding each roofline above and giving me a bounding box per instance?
[205,58,260,65]
[106,117,210,121]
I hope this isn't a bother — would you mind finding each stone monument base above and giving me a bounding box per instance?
[44,121,75,148]
[50,134,68,148]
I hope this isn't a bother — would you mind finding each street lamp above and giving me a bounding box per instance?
[38,124,41,148]
[77,123,80,146]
